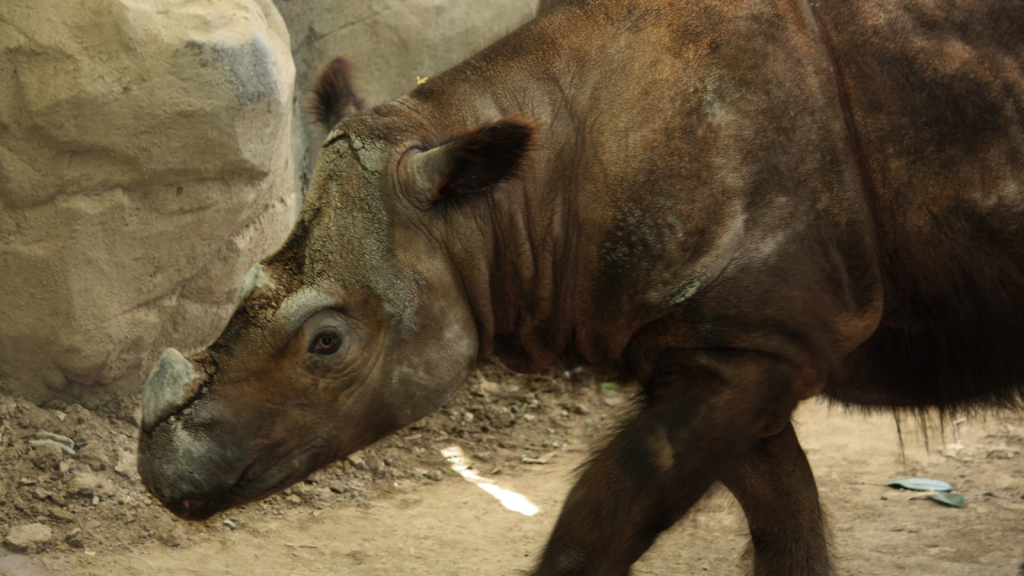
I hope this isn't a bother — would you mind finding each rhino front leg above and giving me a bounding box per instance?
[533,349,813,576]
[720,423,830,576]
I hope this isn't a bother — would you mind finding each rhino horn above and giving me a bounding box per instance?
[235,263,277,305]
[142,348,203,431]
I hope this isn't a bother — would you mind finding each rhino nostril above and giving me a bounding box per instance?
[167,498,218,521]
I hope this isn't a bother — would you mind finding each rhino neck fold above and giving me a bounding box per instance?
[400,8,626,373]
[444,157,580,375]
[404,123,581,375]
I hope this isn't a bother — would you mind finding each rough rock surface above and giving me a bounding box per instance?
[272,0,541,199]
[4,523,53,554]
[0,0,297,405]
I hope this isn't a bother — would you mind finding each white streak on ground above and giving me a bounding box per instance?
[440,445,540,516]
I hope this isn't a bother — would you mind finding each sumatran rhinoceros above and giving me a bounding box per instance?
[138,0,1024,573]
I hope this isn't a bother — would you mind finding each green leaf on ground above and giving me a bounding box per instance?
[928,492,966,508]
[886,477,953,492]
[600,382,619,392]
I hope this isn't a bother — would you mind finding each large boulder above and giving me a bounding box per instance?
[272,0,542,199]
[0,0,296,405]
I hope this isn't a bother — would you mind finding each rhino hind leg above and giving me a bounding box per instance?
[532,349,816,575]
[720,423,830,576]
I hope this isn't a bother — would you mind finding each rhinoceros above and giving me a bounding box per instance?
[138,0,1024,573]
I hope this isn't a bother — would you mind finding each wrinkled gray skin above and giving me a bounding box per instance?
[139,0,1024,574]
[138,110,482,517]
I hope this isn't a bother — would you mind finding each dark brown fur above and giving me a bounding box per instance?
[306,55,364,127]
[812,0,1024,414]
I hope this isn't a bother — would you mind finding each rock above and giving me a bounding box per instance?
[28,442,64,471]
[285,494,303,506]
[114,449,138,477]
[63,405,91,425]
[31,432,75,451]
[66,529,85,549]
[602,393,627,407]
[0,0,296,405]
[49,491,66,507]
[159,530,181,547]
[67,472,99,496]
[76,442,109,471]
[4,523,52,554]
[479,380,502,396]
[110,396,145,427]
[28,439,74,461]
[45,506,74,523]
[20,406,54,430]
[425,470,444,482]
[988,449,1019,460]
[364,456,380,474]
[347,452,366,470]
[571,402,592,415]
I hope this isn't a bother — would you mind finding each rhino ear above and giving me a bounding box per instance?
[307,55,364,127]
[399,117,534,210]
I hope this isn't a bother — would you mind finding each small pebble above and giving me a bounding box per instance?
[5,523,52,554]
[114,449,137,477]
[68,472,100,496]
[28,443,64,471]
[160,531,181,547]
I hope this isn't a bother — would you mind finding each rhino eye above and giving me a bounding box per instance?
[309,330,342,355]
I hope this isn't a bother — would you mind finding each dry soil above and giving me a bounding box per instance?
[1,361,1022,575]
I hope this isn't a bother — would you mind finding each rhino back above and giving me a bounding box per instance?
[817,0,1024,408]
[408,0,1021,405]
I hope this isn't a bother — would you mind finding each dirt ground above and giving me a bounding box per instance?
[1,361,1023,576]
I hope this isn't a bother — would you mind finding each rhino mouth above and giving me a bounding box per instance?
[160,475,283,521]
[163,487,278,521]
[165,498,222,521]
[158,444,327,521]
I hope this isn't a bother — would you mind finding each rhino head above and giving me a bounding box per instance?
[138,104,534,520]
